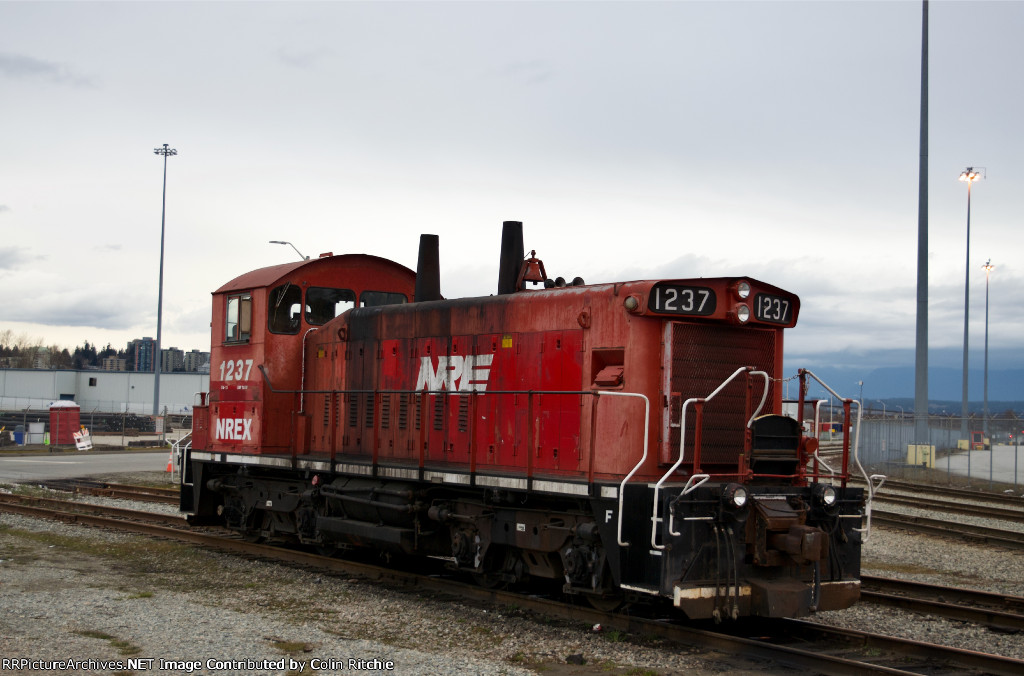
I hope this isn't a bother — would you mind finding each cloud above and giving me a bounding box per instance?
[0,51,93,86]
[2,288,146,330]
[0,205,10,214]
[277,46,332,70]
[0,246,33,271]
[490,59,553,85]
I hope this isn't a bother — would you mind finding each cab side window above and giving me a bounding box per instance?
[268,284,302,334]
[225,293,252,343]
[306,287,356,325]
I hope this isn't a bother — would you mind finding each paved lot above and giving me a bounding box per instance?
[940,444,1024,487]
[0,451,171,482]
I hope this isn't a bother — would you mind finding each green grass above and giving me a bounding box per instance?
[74,630,142,656]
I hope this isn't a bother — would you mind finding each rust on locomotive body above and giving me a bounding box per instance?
[181,221,869,621]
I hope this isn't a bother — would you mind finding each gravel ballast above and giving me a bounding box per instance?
[0,494,744,675]
[2,472,1024,673]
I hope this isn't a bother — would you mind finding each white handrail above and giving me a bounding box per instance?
[651,367,769,550]
[798,369,885,541]
[593,391,650,548]
[667,473,710,536]
[172,431,192,486]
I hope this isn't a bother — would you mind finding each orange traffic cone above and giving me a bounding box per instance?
[166,450,173,473]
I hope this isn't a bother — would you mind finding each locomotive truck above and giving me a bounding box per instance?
[179,221,870,620]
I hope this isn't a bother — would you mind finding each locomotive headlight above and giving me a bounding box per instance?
[736,281,751,299]
[821,485,837,507]
[814,483,840,514]
[736,305,750,323]
[722,483,748,509]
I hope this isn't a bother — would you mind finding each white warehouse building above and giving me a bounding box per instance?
[0,369,210,415]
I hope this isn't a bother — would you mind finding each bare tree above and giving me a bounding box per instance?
[0,330,45,368]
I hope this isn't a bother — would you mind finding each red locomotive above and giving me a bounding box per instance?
[181,221,867,620]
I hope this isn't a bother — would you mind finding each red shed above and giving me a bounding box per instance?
[49,401,81,445]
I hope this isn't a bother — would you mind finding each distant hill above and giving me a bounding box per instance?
[784,364,1023,412]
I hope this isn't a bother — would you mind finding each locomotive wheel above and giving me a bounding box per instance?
[315,544,340,557]
[471,571,507,589]
[471,546,517,589]
[586,594,623,612]
[242,510,269,543]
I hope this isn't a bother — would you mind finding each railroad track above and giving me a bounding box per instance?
[867,477,1024,505]
[0,492,190,530]
[874,493,1024,522]
[862,575,1024,632]
[2,493,1023,675]
[26,478,179,504]
[873,510,1024,549]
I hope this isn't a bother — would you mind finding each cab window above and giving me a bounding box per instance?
[268,283,302,334]
[361,290,408,307]
[225,293,252,343]
[306,287,356,325]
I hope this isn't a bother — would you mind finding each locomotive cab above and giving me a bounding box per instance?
[184,254,414,514]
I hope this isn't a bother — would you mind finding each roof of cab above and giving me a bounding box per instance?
[214,254,415,294]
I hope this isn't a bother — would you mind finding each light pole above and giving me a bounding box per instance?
[982,260,993,438]
[153,143,177,418]
[958,167,983,440]
[876,400,886,418]
[270,240,309,260]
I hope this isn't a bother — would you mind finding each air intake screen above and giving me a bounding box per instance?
[668,324,778,466]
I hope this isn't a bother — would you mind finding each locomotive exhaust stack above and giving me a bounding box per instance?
[414,234,442,302]
[497,220,525,295]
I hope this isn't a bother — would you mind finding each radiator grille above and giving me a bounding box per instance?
[668,323,778,466]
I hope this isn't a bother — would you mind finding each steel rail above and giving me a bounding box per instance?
[862,575,1024,631]
[28,479,180,504]
[874,510,1024,549]
[771,618,1024,676]
[852,476,1024,507]
[873,493,1024,522]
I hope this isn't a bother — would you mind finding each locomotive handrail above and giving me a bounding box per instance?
[811,399,836,478]
[256,366,660,535]
[299,328,318,413]
[798,369,884,542]
[172,431,192,484]
[260,362,624,471]
[651,366,769,551]
[590,391,651,548]
[668,473,710,536]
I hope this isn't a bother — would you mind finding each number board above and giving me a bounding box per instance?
[754,293,793,325]
[648,284,716,316]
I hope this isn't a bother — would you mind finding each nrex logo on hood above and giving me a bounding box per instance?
[415,354,495,392]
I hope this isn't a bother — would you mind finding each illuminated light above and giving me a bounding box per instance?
[731,487,747,508]
[737,281,751,299]
[736,305,750,323]
[821,485,837,507]
[723,483,747,508]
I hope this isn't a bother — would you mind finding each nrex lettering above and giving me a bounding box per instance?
[415,354,494,392]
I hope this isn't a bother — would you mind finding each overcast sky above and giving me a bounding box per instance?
[2,1,1022,390]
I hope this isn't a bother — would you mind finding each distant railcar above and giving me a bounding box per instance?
[180,221,871,619]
